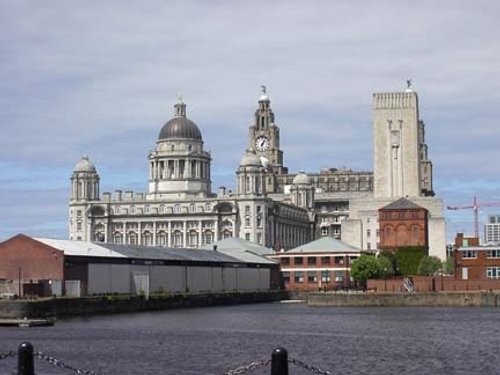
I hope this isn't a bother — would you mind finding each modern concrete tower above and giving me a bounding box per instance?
[373,89,433,199]
[147,97,212,199]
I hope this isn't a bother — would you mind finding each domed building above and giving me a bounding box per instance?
[148,97,212,199]
[69,87,445,260]
[69,95,314,250]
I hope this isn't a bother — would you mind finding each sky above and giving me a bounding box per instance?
[1,1,499,242]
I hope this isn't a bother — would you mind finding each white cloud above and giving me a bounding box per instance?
[1,0,500,241]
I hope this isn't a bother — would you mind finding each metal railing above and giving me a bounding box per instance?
[1,342,333,375]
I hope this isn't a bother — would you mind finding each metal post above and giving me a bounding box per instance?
[271,347,288,375]
[18,342,34,375]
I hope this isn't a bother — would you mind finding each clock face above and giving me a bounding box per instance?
[255,136,270,152]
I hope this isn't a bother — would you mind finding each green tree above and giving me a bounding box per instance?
[350,255,382,283]
[378,256,395,278]
[417,256,443,276]
[395,247,426,275]
[380,251,401,276]
[442,257,454,275]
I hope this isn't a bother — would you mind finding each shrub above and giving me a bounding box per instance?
[395,247,426,276]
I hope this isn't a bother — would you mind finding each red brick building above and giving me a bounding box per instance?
[0,234,278,297]
[0,235,64,296]
[453,233,500,280]
[379,198,428,252]
[268,237,362,291]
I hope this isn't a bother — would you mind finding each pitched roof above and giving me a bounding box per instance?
[202,237,276,264]
[286,236,360,254]
[34,237,240,263]
[381,197,425,210]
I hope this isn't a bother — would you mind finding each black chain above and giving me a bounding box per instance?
[288,357,333,375]
[2,347,333,375]
[35,351,102,375]
[223,358,271,375]
[0,351,16,360]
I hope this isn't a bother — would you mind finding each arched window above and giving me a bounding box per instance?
[397,225,408,246]
[202,230,213,245]
[142,231,152,246]
[188,230,198,247]
[127,232,138,245]
[223,229,232,239]
[157,231,167,246]
[411,225,420,244]
[113,232,123,244]
[173,231,183,247]
[174,204,181,213]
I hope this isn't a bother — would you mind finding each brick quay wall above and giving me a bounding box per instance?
[308,291,500,307]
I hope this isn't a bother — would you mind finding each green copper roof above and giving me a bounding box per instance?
[286,236,360,254]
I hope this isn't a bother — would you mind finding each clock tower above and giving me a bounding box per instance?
[248,87,287,192]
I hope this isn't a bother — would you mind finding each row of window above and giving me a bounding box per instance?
[106,229,226,247]
[282,271,346,283]
[381,211,422,220]
[280,256,357,266]
[244,216,263,228]
[462,250,500,259]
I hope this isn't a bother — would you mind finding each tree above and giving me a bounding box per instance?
[378,256,395,278]
[417,256,443,276]
[442,257,454,276]
[350,255,382,283]
[395,247,426,275]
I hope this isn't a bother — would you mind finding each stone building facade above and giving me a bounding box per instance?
[69,96,314,250]
[69,86,446,258]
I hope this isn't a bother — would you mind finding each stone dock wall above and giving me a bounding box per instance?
[0,290,289,319]
[308,291,500,307]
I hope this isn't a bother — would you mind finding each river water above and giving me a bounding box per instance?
[1,303,499,375]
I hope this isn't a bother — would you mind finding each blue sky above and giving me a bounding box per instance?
[1,1,499,242]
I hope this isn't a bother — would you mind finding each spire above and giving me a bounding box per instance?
[174,93,186,117]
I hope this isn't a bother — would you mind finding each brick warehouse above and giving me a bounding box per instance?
[0,234,278,297]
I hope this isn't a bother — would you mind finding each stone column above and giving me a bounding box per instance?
[183,221,187,247]
[214,219,219,241]
[153,221,157,245]
[167,221,172,247]
[198,220,203,246]
[122,221,126,244]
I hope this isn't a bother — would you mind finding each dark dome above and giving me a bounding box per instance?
[158,117,202,141]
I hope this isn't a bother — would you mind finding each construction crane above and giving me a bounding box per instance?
[447,196,500,238]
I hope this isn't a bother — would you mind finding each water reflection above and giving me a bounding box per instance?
[1,304,499,375]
